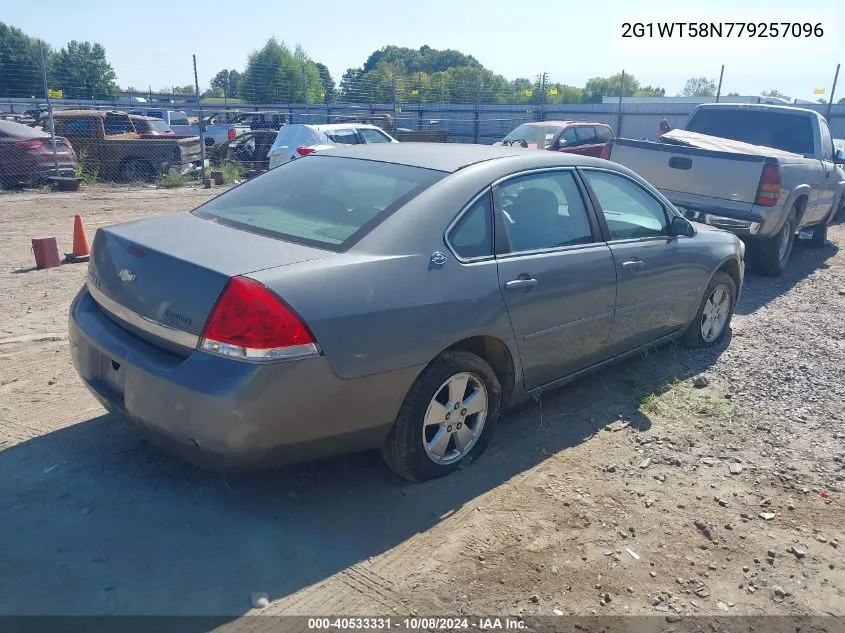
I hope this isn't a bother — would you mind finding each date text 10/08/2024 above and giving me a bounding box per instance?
[307,617,527,630]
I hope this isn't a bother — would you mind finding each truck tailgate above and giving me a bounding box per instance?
[610,139,767,204]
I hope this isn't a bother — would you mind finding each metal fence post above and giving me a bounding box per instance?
[37,40,59,177]
[616,70,625,136]
[473,73,480,144]
[192,54,207,171]
[302,62,310,122]
[715,65,725,103]
[828,63,840,120]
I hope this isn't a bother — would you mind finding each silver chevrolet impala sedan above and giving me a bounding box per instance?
[69,143,744,481]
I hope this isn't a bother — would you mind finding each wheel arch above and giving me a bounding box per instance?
[443,335,518,408]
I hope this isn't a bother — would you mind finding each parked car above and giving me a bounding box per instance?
[496,121,615,156]
[604,103,845,276]
[228,111,289,131]
[267,123,398,169]
[53,110,203,182]
[332,113,449,142]
[208,130,277,172]
[69,144,744,481]
[0,119,77,187]
[130,108,249,146]
[128,115,174,136]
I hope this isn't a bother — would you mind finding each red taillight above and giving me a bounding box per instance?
[297,146,317,156]
[755,163,781,207]
[200,276,318,361]
[600,140,613,161]
[15,139,43,150]
[228,128,237,141]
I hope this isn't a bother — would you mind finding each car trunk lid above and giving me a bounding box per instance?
[86,212,331,351]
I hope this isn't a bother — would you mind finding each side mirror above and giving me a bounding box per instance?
[834,148,845,164]
[669,215,695,237]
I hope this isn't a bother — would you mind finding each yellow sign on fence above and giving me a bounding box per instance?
[47,89,63,99]
[548,87,558,96]
[814,88,825,95]
[523,88,533,97]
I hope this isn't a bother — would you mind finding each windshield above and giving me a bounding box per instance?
[169,111,189,126]
[192,156,445,250]
[503,124,563,148]
[685,108,815,155]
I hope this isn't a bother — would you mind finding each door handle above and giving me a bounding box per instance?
[621,259,644,270]
[504,278,538,290]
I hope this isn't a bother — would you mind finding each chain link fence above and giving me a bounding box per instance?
[1,46,844,189]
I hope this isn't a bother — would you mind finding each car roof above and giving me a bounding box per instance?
[316,142,610,173]
[0,119,47,139]
[520,120,610,127]
[312,123,385,132]
[128,114,159,121]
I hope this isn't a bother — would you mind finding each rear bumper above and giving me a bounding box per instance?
[680,208,762,236]
[68,286,414,470]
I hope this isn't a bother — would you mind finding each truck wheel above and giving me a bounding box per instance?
[679,271,737,348]
[754,215,795,277]
[809,223,828,247]
[381,350,501,482]
[119,158,154,183]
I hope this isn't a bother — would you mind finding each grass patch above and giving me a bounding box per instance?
[73,149,100,183]
[206,161,245,184]
[637,378,738,421]
[156,171,190,188]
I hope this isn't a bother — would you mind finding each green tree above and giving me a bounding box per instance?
[838,97,845,104]
[583,73,641,102]
[362,45,481,74]
[637,85,665,97]
[51,40,119,99]
[210,69,241,99]
[339,68,364,102]
[315,63,335,102]
[546,83,585,104]
[680,77,716,97]
[761,89,790,100]
[0,22,44,99]
[169,85,194,95]
[238,38,320,103]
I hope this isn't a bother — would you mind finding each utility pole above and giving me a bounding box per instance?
[828,63,840,120]
[192,54,206,170]
[302,62,310,121]
[37,40,59,177]
[715,65,725,102]
[616,70,625,136]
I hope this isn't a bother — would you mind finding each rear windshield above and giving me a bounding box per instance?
[685,108,815,155]
[169,111,189,126]
[503,124,563,148]
[192,156,445,250]
[145,120,169,133]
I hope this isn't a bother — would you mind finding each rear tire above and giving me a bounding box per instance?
[119,157,154,183]
[680,271,737,348]
[754,215,795,277]
[381,350,501,482]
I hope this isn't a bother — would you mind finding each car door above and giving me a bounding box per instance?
[813,117,838,224]
[580,168,705,353]
[494,169,618,390]
[573,126,600,156]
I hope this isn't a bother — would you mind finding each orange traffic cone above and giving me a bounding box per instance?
[65,214,91,263]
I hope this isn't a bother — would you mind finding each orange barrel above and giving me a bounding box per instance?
[32,237,61,269]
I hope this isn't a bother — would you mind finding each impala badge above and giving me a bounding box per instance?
[118,268,136,284]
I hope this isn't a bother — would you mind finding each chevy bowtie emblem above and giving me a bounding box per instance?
[118,268,136,284]
[430,251,448,266]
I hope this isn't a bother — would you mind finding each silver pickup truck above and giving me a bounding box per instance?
[606,103,845,276]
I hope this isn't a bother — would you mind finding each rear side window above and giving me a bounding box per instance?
[595,126,613,142]
[576,126,597,144]
[270,126,322,153]
[63,118,96,136]
[193,156,445,250]
[359,128,393,143]
[325,129,360,144]
[448,192,493,259]
[685,108,814,155]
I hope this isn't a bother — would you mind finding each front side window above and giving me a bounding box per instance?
[559,127,578,147]
[595,126,613,143]
[503,124,563,148]
[582,170,668,240]
[324,129,360,145]
[193,156,445,250]
[820,118,834,160]
[448,192,493,259]
[575,126,597,144]
[498,171,594,252]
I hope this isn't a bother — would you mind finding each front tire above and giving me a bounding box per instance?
[119,157,154,183]
[382,350,501,482]
[680,271,737,348]
[754,215,796,276]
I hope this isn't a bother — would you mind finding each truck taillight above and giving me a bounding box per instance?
[600,140,613,161]
[15,139,43,150]
[228,128,237,141]
[755,163,781,207]
[200,276,319,362]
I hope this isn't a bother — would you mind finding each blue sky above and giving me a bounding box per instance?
[5,0,844,101]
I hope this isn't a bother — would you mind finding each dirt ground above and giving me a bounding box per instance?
[0,185,843,624]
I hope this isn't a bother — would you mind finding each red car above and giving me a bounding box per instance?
[496,120,614,157]
[0,119,77,187]
[129,114,175,136]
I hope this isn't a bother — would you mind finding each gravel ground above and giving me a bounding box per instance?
[0,186,842,623]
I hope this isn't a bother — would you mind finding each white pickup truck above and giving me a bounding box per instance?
[606,103,845,276]
[128,108,249,147]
